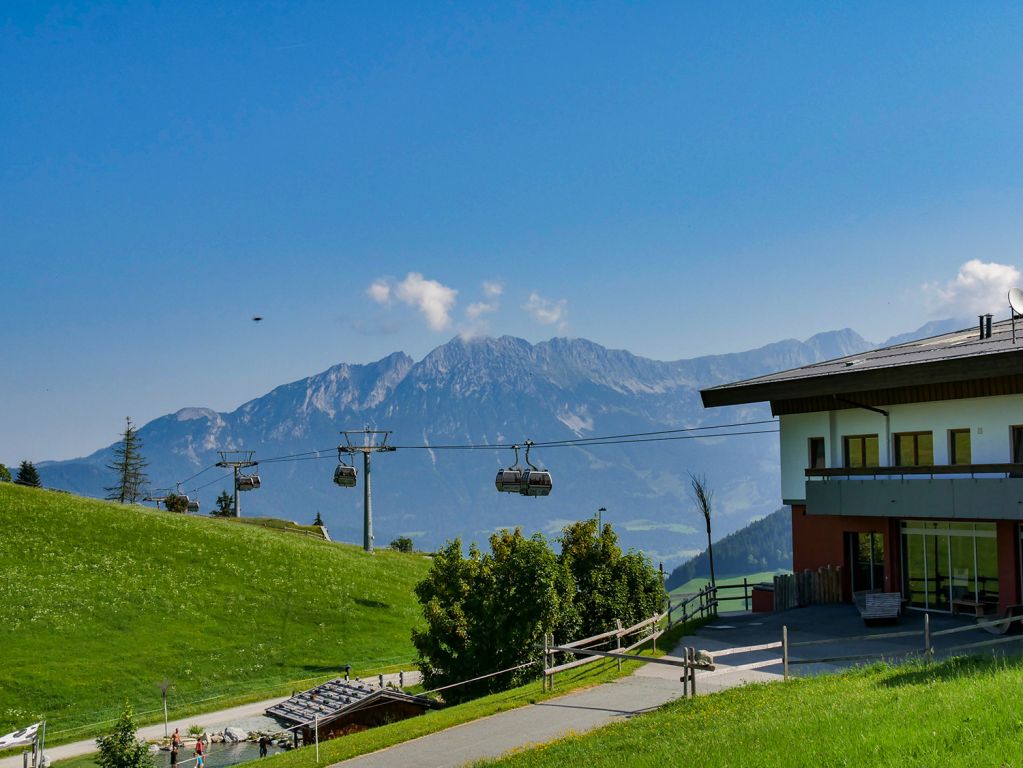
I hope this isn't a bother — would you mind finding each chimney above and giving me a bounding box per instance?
[986,314,993,339]
[980,315,986,339]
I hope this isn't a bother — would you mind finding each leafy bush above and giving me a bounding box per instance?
[389,536,414,553]
[96,703,154,768]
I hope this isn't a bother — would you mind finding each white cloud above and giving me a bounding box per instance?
[462,280,504,331]
[923,259,1021,317]
[366,273,458,331]
[523,292,568,330]
[366,279,392,306]
[466,301,497,320]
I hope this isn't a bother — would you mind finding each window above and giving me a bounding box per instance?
[894,431,934,466]
[844,434,879,468]
[949,429,972,465]
[808,437,826,469]
[1012,426,1023,463]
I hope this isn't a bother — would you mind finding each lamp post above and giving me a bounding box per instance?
[596,506,606,531]
[158,679,172,737]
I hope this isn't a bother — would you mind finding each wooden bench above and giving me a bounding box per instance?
[951,597,993,617]
[857,591,902,622]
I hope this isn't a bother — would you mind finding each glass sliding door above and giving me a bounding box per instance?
[901,521,997,612]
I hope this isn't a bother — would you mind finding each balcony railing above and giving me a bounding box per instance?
[806,463,1023,479]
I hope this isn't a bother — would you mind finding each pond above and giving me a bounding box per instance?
[163,741,286,768]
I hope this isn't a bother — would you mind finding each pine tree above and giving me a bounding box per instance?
[105,417,149,504]
[14,460,41,487]
[212,490,234,517]
[313,511,324,527]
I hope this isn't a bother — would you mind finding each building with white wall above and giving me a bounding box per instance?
[701,317,1023,614]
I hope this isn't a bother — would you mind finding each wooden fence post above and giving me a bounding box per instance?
[782,625,789,681]
[743,577,749,612]
[652,614,657,653]
[924,613,931,663]
[616,619,623,671]
[543,632,549,692]
[552,638,560,691]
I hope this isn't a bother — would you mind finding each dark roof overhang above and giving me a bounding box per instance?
[701,348,1023,408]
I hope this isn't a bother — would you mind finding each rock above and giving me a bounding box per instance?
[223,727,248,743]
[210,734,223,744]
[148,745,160,755]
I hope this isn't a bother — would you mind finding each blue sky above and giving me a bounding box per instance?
[4,3,1023,461]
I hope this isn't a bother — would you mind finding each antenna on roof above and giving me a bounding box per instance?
[1009,288,1023,344]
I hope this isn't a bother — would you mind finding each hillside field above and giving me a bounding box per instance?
[483,655,1023,767]
[0,484,431,740]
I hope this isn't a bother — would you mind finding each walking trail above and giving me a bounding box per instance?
[331,626,785,768]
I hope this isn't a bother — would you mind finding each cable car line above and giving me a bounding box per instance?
[527,418,779,447]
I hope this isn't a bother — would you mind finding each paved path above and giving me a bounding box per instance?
[334,633,783,768]
[0,673,419,768]
[334,605,1008,768]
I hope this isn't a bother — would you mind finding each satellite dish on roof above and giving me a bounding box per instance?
[1010,288,1023,316]
[1010,288,1023,344]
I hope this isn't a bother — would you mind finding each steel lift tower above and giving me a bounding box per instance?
[339,430,396,552]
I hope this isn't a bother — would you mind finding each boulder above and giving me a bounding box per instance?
[223,727,248,743]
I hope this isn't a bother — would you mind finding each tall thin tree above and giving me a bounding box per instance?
[106,417,149,504]
[689,472,716,589]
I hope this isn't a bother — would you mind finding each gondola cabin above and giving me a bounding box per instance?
[186,498,200,513]
[236,475,261,491]
[495,468,524,493]
[520,470,553,496]
[333,465,357,488]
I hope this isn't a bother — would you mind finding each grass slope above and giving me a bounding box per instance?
[0,484,430,741]
[483,655,1023,767]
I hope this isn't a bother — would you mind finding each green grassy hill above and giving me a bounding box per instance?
[0,483,431,741]
[483,656,1023,767]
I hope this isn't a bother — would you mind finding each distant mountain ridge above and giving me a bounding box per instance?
[38,320,953,568]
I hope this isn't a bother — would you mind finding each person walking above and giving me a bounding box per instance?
[194,737,205,768]
[170,738,179,768]
[258,735,270,758]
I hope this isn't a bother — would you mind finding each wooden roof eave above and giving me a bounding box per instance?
[700,352,1023,409]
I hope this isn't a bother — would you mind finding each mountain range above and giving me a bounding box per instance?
[38,318,964,568]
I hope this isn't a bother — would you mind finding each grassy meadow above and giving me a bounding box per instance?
[0,483,431,742]
[482,654,1023,767]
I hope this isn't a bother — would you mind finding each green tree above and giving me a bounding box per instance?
[163,494,188,514]
[412,530,572,702]
[211,490,234,517]
[0,464,11,482]
[105,417,149,504]
[558,519,664,639]
[14,460,41,487]
[313,511,325,527]
[96,702,154,768]
[213,490,234,516]
[389,536,413,553]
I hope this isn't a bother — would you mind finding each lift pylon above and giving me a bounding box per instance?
[338,430,396,552]
[215,450,258,518]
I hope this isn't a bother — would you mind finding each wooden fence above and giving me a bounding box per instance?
[543,613,714,696]
[773,566,842,611]
[665,576,769,628]
[708,612,1023,683]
